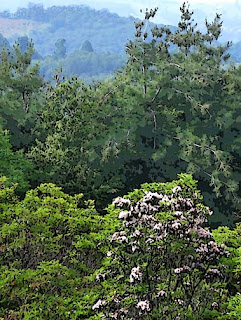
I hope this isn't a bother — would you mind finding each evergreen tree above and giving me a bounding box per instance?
[81,40,94,52]
[29,3,241,224]
[0,39,44,149]
[54,38,67,59]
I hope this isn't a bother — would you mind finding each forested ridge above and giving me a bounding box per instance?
[1,2,241,319]
[0,4,172,55]
[0,3,240,82]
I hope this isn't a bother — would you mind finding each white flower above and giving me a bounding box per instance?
[143,191,163,201]
[177,299,184,305]
[119,236,128,243]
[157,290,167,297]
[197,227,212,238]
[113,197,131,208]
[118,211,129,219]
[130,266,142,283]
[161,195,170,202]
[211,302,218,308]
[111,232,119,241]
[153,223,162,230]
[208,269,221,276]
[174,211,183,217]
[111,232,128,243]
[92,299,105,310]
[174,267,183,274]
[133,229,141,237]
[172,221,181,230]
[141,214,155,222]
[136,300,151,311]
[96,273,106,281]
[172,186,182,194]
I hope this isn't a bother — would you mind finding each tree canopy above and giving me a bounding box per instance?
[27,3,241,225]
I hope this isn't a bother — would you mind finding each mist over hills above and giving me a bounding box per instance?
[1,0,241,43]
[0,4,174,56]
[0,3,240,81]
[0,4,173,81]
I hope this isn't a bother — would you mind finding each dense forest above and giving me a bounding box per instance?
[2,2,241,319]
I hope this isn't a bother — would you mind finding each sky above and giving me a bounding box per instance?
[1,0,241,42]
[0,0,238,13]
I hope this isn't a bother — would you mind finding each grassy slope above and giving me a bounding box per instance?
[0,18,49,38]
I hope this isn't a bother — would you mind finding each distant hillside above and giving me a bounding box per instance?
[1,4,241,82]
[0,4,175,57]
[38,49,127,82]
[0,17,49,38]
[0,3,240,62]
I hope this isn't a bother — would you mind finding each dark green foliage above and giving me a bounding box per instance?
[0,131,33,193]
[0,38,44,149]
[28,78,113,206]
[2,2,241,319]
[29,3,241,225]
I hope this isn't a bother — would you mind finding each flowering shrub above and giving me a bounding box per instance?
[93,174,229,319]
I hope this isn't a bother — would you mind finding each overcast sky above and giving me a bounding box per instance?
[1,0,239,13]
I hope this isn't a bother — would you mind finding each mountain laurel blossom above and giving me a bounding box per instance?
[92,299,105,310]
[172,186,182,193]
[118,211,129,219]
[136,300,151,311]
[130,266,142,282]
[97,177,229,318]
[157,290,167,297]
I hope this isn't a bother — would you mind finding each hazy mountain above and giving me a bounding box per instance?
[1,0,241,44]
[0,4,176,57]
[0,2,241,82]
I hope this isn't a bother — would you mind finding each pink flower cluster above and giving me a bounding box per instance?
[95,182,229,318]
[130,266,142,283]
[111,231,128,243]
[136,300,151,311]
[174,265,191,274]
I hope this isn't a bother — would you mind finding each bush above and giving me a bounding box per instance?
[213,223,241,319]
[93,174,229,319]
[0,180,106,319]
